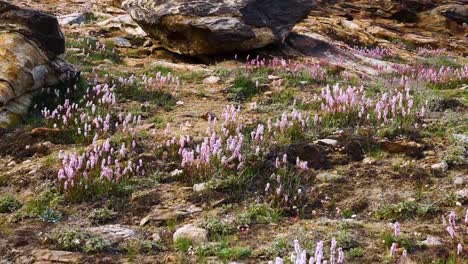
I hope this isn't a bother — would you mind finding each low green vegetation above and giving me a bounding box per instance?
[48,227,110,253]
[0,194,21,213]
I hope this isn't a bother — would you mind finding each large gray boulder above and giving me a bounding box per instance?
[122,0,316,56]
[0,1,78,127]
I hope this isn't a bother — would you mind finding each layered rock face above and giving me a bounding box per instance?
[296,0,467,57]
[122,0,316,55]
[0,1,77,127]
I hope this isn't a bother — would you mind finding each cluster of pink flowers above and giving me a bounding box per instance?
[164,103,312,187]
[57,137,142,198]
[269,239,344,264]
[443,210,467,257]
[68,38,117,61]
[353,46,392,59]
[41,81,141,141]
[242,55,328,83]
[416,47,452,57]
[316,83,423,126]
[389,222,408,262]
[394,64,468,85]
[265,156,307,207]
[117,71,180,95]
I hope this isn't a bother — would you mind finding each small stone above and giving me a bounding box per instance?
[341,19,360,30]
[58,13,86,25]
[268,75,281,80]
[316,172,343,182]
[140,216,150,226]
[143,39,153,47]
[316,139,338,146]
[431,161,448,174]
[381,140,424,158]
[176,101,184,106]
[7,161,16,166]
[170,169,183,177]
[203,76,220,84]
[362,157,376,165]
[421,236,442,246]
[112,37,132,47]
[152,233,161,242]
[453,177,465,186]
[263,91,273,97]
[453,134,468,144]
[173,225,208,245]
[456,189,468,202]
[193,182,207,192]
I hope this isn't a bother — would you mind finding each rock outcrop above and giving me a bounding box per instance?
[122,0,316,56]
[0,1,78,127]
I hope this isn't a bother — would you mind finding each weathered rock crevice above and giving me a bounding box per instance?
[0,1,78,128]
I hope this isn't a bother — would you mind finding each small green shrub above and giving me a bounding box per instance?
[196,242,251,261]
[200,217,234,239]
[174,237,193,252]
[335,229,358,249]
[347,247,364,258]
[124,239,163,260]
[374,200,439,220]
[381,232,417,252]
[49,227,110,253]
[237,203,281,225]
[39,208,63,223]
[443,141,467,167]
[217,246,251,260]
[229,75,259,101]
[14,189,63,219]
[266,236,289,257]
[0,195,21,213]
[88,208,116,224]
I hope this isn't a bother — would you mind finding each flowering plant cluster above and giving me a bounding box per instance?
[269,238,344,264]
[302,83,424,129]
[160,104,314,210]
[443,210,467,257]
[393,64,468,85]
[243,55,328,84]
[57,137,143,201]
[353,46,392,59]
[116,71,180,96]
[66,37,119,63]
[416,47,452,57]
[41,80,141,143]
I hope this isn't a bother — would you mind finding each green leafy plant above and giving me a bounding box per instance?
[0,195,21,213]
[237,203,281,225]
[49,227,110,253]
[88,208,116,224]
[39,208,63,223]
[200,217,234,240]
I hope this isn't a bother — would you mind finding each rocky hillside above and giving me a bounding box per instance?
[0,0,467,263]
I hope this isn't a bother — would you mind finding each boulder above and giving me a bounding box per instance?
[0,1,78,127]
[285,143,328,169]
[122,0,316,55]
[316,172,343,182]
[173,224,208,245]
[435,4,468,24]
